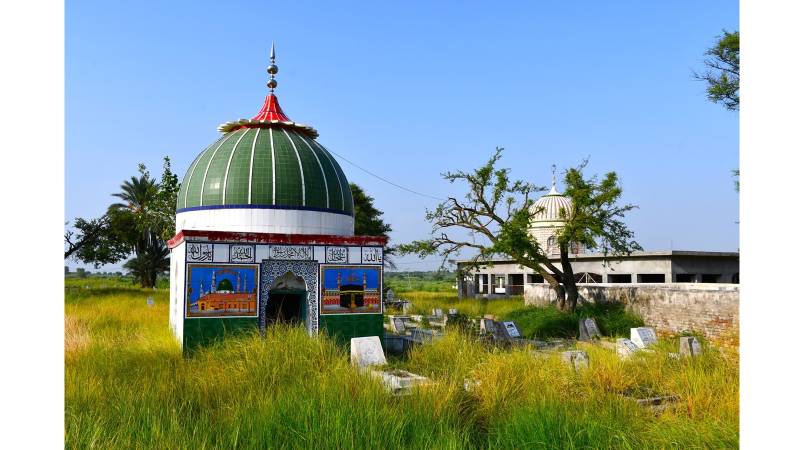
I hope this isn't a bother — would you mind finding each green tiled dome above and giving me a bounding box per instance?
[176,125,354,216]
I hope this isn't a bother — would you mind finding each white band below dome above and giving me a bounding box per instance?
[176,208,354,236]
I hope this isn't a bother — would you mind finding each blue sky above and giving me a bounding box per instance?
[66,1,739,271]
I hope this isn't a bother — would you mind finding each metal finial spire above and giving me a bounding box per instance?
[267,42,279,93]
[550,164,558,194]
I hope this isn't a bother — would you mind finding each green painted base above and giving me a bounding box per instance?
[183,317,258,352]
[319,314,384,348]
[181,314,384,354]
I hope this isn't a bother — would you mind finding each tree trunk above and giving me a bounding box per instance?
[539,271,565,309]
[559,242,579,312]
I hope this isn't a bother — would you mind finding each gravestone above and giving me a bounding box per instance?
[501,321,522,338]
[386,289,395,303]
[616,338,640,359]
[483,314,497,321]
[578,318,601,341]
[432,308,444,318]
[561,350,589,371]
[480,318,497,335]
[394,317,407,334]
[410,328,442,344]
[388,316,407,334]
[448,308,458,315]
[371,369,430,395]
[630,327,658,348]
[679,336,702,357]
[146,296,155,307]
[350,336,387,369]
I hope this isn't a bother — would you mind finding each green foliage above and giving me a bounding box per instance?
[505,303,644,339]
[397,147,547,272]
[64,215,131,265]
[351,182,395,268]
[67,157,179,287]
[560,162,642,257]
[695,30,739,111]
[122,233,170,288]
[351,183,392,238]
[399,148,641,312]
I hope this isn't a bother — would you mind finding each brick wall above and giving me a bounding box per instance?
[524,283,739,339]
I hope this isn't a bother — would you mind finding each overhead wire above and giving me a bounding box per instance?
[325,148,446,201]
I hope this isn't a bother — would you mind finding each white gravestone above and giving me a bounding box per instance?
[561,350,589,371]
[386,289,395,302]
[616,338,640,359]
[501,321,522,338]
[578,318,602,341]
[350,336,387,369]
[630,327,658,348]
[448,308,458,315]
[432,308,443,318]
[146,296,155,307]
[679,336,703,357]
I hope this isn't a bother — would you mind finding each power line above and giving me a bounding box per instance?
[325,148,446,201]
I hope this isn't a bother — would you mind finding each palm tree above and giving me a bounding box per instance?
[110,174,157,214]
[123,232,170,288]
[110,172,168,288]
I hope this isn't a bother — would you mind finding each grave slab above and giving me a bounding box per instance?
[578,318,602,341]
[679,336,703,357]
[370,369,430,395]
[561,350,589,371]
[616,338,640,359]
[350,336,387,369]
[630,327,658,348]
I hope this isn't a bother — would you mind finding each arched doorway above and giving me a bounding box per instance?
[265,271,307,326]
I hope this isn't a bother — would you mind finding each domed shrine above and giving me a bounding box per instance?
[528,166,585,256]
[168,46,386,351]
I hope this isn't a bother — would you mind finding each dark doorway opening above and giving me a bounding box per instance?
[265,290,305,325]
[608,274,632,283]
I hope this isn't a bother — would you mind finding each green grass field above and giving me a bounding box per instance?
[65,277,738,449]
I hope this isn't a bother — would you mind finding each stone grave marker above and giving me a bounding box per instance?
[679,336,702,357]
[146,296,155,307]
[616,338,640,359]
[410,328,442,344]
[501,321,522,338]
[394,317,408,334]
[631,327,658,348]
[386,289,395,302]
[483,314,497,321]
[350,336,387,369]
[448,308,458,315]
[480,318,496,335]
[578,318,601,341]
[388,316,407,334]
[432,308,444,318]
[371,369,430,395]
[561,350,589,371]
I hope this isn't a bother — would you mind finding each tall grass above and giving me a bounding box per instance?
[66,280,738,449]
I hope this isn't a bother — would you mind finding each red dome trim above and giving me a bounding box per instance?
[251,94,291,122]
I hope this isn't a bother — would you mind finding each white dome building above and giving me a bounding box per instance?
[529,171,585,256]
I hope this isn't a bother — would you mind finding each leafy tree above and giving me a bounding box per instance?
[695,30,739,111]
[398,148,640,312]
[64,215,130,263]
[66,158,180,287]
[694,30,739,193]
[350,183,395,268]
